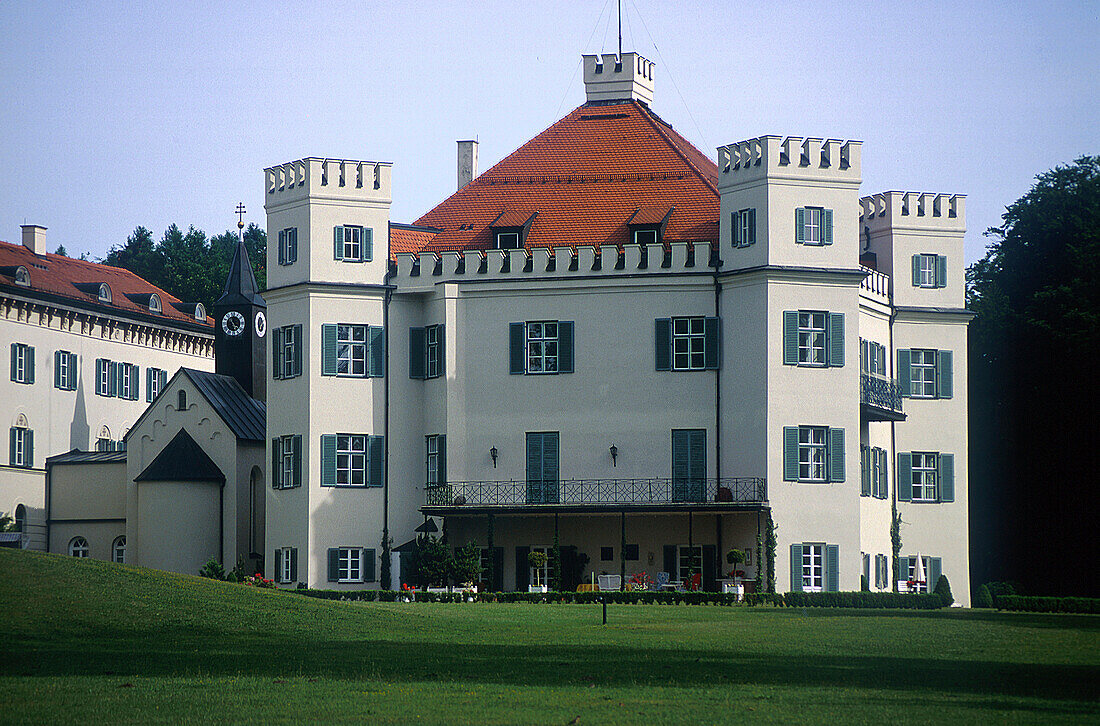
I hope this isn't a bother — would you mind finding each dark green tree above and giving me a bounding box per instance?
[968,155,1100,596]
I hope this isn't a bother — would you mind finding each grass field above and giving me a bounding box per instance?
[1,549,1097,724]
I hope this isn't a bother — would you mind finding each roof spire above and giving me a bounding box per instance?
[215,204,265,307]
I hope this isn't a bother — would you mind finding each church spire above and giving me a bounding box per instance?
[216,236,265,308]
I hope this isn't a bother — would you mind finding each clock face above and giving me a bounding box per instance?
[221,310,246,337]
[254,311,267,338]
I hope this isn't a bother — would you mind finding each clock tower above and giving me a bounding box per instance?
[212,236,267,402]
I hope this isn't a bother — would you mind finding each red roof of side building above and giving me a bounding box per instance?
[0,239,213,328]
[409,100,720,255]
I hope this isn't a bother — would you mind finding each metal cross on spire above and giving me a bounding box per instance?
[235,202,246,240]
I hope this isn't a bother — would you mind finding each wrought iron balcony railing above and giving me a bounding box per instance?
[860,373,905,419]
[424,477,767,509]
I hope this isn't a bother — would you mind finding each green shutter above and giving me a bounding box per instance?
[8,428,15,466]
[938,453,955,502]
[271,438,281,488]
[822,209,834,245]
[900,556,911,584]
[321,324,338,376]
[68,353,78,390]
[272,327,283,380]
[542,433,559,503]
[25,429,33,468]
[783,311,799,365]
[825,544,839,592]
[860,446,871,496]
[783,427,800,481]
[108,361,118,397]
[516,546,531,588]
[363,228,373,262]
[557,321,574,374]
[509,322,525,375]
[369,435,384,487]
[703,317,720,370]
[292,435,302,487]
[828,428,845,482]
[438,434,446,486]
[748,208,756,245]
[321,434,336,486]
[437,325,445,376]
[936,255,948,287]
[409,327,426,379]
[327,548,339,582]
[732,211,741,246]
[790,544,803,592]
[897,349,911,397]
[363,548,377,582]
[898,453,913,502]
[278,230,286,265]
[827,312,844,367]
[369,325,385,377]
[526,433,544,503]
[333,226,344,260]
[929,557,942,591]
[663,545,676,576]
[654,318,672,371]
[274,549,283,582]
[672,429,690,500]
[702,545,717,592]
[293,325,303,376]
[795,208,806,244]
[54,350,62,389]
[9,344,16,382]
[25,347,34,384]
[289,548,298,582]
[936,350,953,399]
[912,255,922,286]
[145,366,154,400]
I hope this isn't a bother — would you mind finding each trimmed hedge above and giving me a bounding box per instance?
[294,589,947,609]
[994,595,1100,614]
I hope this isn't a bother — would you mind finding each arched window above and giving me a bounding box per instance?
[178,389,187,410]
[95,425,113,452]
[194,303,206,321]
[112,535,126,564]
[98,283,111,303]
[14,266,29,286]
[14,504,26,533]
[149,294,162,314]
[68,536,89,558]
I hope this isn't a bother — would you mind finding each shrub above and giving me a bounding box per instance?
[449,542,482,587]
[985,581,1018,598]
[934,575,953,606]
[860,574,869,592]
[198,557,226,581]
[783,591,947,610]
[994,595,1100,614]
[975,584,993,608]
[416,535,450,586]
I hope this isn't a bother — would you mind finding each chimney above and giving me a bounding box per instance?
[582,52,655,105]
[21,225,47,256]
[457,140,478,190]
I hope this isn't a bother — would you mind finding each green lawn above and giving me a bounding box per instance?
[0,549,1097,724]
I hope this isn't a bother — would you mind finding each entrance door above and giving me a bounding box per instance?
[526,432,560,504]
[672,429,706,502]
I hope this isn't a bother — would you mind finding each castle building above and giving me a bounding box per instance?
[1,226,214,551]
[264,53,971,603]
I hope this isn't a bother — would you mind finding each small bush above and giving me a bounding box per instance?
[198,557,226,581]
[994,595,1100,614]
[860,574,869,592]
[975,584,993,608]
[784,591,947,610]
[934,575,953,606]
[985,581,1019,598]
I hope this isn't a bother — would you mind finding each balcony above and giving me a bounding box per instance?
[861,373,906,421]
[422,477,767,515]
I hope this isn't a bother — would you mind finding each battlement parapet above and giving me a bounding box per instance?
[392,241,713,290]
[582,52,655,105]
[264,157,393,205]
[860,191,966,232]
[717,136,862,188]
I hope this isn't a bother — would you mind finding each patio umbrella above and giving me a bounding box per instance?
[914,552,926,587]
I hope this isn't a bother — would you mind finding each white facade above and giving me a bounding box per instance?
[263,56,971,603]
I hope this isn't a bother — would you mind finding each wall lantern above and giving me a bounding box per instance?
[609,444,618,467]
[490,446,498,468]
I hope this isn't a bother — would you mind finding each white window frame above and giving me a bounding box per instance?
[672,317,707,371]
[860,339,887,377]
[281,326,298,378]
[529,545,551,588]
[12,427,30,467]
[338,547,364,583]
[917,254,937,288]
[797,312,826,366]
[12,343,30,383]
[802,207,824,245]
[910,349,937,398]
[633,228,658,246]
[496,231,520,250]
[798,426,827,482]
[281,548,293,583]
[525,321,559,374]
[120,363,138,400]
[337,324,368,377]
[69,536,89,558]
[911,452,938,502]
[279,434,295,488]
[802,543,824,592]
[336,434,367,487]
[907,555,932,592]
[341,225,363,260]
[425,324,441,379]
[280,227,298,265]
[148,367,164,401]
[734,209,754,247]
[112,536,126,563]
[96,360,112,397]
[426,435,441,487]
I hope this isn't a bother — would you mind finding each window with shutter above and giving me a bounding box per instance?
[733,208,756,247]
[513,321,574,375]
[526,432,560,504]
[672,429,706,502]
[654,318,672,371]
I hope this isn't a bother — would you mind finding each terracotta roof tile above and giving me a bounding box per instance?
[407,101,719,256]
[0,240,213,328]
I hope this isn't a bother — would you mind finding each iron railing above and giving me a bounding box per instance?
[861,373,904,414]
[860,265,891,299]
[424,477,766,508]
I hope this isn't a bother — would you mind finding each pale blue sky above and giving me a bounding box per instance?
[1,1,1096,265]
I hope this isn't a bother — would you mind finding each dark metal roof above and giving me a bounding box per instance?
[181,368,266,442]
[214,239,266,308]
[135,429,225,483]
[46,449,127,465]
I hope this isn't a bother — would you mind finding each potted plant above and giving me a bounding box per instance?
[450,542,482,593]
[528,550,548,593]
[725,548,747,599]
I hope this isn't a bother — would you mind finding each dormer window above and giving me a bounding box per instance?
[496,231,520,250]
[14,266,29,286]
[149,294,162,314]
[627,207,673,248]
[490,210,538,250]
[632,228,658,246]
[194,303,206,321]
[98,283,111,303]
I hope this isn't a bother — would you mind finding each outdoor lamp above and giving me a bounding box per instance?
[609,444,618,466]
[490,446,498,468]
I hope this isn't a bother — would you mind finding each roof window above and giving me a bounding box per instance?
[194,303,206,321]
[98,283,112,303]
[149,294,162,314]
[14,266,29,286]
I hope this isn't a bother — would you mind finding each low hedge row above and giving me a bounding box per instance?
[994,595,1100,614]
[295,588,948,609]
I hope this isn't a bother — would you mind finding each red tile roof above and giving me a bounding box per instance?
[389,225,440,256]
[409,101,719,255]
[0,239,213,328]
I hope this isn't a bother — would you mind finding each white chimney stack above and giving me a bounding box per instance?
[21,225,47,255]
[581,52,655,105]
[457,140,478,191]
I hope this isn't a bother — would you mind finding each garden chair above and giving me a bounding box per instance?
[597,574,621,591]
